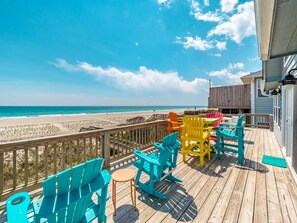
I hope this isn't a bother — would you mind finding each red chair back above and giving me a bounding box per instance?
[206,112,224,127]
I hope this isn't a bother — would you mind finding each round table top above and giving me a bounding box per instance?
[112,169,136,182]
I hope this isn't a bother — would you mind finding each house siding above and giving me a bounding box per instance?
[254,78,273,114]
[276,55,297,173]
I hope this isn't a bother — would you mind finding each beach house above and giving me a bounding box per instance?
[208,70,273,115]
[254,0,297,177]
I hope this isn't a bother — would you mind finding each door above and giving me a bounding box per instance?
[285,87,294,161]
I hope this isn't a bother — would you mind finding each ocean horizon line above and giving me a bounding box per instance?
[0,105,206,119]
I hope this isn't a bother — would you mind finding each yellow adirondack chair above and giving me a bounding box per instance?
[181,116,212,166]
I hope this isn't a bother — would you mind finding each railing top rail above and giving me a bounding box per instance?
[0,120,167,151]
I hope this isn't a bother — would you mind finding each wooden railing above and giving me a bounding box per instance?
[0,120,167,201]
[198,113,273,131]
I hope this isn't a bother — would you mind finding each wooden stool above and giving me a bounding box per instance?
[111,169,137,216]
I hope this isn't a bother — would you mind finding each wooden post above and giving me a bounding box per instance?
[0,152,3,194]
[103,131,111,168]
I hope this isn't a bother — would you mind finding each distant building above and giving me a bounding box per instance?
[208,70,273,115]
[240,71,273,114]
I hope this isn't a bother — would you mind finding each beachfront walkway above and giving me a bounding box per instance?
[101,128,297,223]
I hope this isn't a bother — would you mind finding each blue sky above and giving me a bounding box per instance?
[0,0,261,106]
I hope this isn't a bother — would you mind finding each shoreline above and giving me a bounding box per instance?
[0,108,209,142]
[0,109,188,127]
[0,108,198,120]
[0,106,203,119]
[0,109,189,142]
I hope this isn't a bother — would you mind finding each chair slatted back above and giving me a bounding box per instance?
[155,132,180,176]
[206,112,224,127]
[182,116,205,139]
[40,158,104,223]
[235,114,245,135]
[168,112,179,128]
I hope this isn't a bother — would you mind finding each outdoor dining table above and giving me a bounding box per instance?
[203,117,219,127]
[202,117,219,152]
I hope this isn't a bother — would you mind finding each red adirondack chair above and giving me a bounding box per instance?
[167,112,181,135]
[206,112,224,141]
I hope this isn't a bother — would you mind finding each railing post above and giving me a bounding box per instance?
[154,124,159,142]
[0,152,3,194]
[103,131,111,168]
[269,114,274,132]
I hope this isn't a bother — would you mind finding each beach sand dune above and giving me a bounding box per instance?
[0,110,183,142]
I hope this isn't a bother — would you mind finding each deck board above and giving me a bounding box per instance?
[97,128,297,223]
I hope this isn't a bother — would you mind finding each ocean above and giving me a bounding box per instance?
[0,106,205,118]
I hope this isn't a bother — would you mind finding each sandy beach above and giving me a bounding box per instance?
[0,110,185,142]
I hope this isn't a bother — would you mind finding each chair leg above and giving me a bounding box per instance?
[207,138,211,160]
[221,137,225,154]
[149,164,155,195]
[182,140,186,162]
[238,138,244,164]
[167,173,183,182]
[135,161,143,185]
[216,134,221,160]
[199,143,204,166]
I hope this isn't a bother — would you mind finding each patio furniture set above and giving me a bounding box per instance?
[5,112,245,222]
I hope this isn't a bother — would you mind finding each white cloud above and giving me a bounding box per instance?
[228,62,244,70]
[208,1,255,43]
[208,69,248,85]
[215,41,227,50]
[204,0,209,6]
[176,36,226,51]
[176,36,212,51]
[248,56,259,62]
[210,53,222,57]
[220,0,238,13]
[157,0,174,7]
[158,0,169,3]
[193,11,222,22]
[190,1,222,22]
[51,59,209,94]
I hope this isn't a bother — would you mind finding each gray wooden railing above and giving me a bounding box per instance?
[198,113,273,131]
[0,120,167,201]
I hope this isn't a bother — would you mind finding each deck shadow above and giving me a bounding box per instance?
[137,184,197,221]
[184,153,233,178]
[112,204,139,223]
[234,158,269,173]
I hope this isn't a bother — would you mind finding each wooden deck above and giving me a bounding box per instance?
[101,128,297,223]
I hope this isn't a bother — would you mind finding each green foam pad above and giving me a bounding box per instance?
[262,155,287,168]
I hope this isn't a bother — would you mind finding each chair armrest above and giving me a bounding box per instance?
[134,150,161,166]
[6,192,30,223]
[203,126,213,131]
[101,170,111,186]
[219,123,236,127]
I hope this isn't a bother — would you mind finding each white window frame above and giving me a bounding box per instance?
[256,79,268,98]
[273,95,281,129]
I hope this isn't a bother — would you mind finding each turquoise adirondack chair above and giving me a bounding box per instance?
[133,132,182,200]
[6,158,110,223]
[215,114,245,164]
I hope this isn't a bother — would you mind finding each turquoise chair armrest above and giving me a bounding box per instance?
[154,142,162,151]
[6,192,30,223]
[101,170,111,186]
[219,123,236,127]
[134,150,161,166]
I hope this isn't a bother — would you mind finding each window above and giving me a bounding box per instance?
[273,94,281,128]
[256,79,268,97]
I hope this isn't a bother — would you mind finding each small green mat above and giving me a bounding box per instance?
[262,155,287,168]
